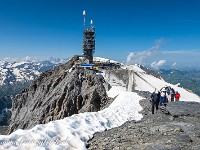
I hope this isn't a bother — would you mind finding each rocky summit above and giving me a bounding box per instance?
[8,57,110,134]
[87,96,200,150]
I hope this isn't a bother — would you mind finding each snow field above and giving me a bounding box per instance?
[0,85,143,150]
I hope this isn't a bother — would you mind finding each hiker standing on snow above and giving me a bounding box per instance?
[151,89,160,114]
[175,91,180,101]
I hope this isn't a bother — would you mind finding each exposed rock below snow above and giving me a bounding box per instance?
[8,57,110,134]
[139,65,161,79]
[88,98,200,150]
[0,126,9,135]
[166,101,200,117]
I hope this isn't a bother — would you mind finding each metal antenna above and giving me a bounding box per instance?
[90,20,93,28]
[83,10,86,30]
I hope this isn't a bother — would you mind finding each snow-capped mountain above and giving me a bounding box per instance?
[0,57,199,149]
[0,57,68,98]
[0,57,67,86]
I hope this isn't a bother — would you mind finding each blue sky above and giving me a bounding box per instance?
[0,0,200,69]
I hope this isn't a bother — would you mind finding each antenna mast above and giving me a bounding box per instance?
[90,20,93,28]
[83,10,86,30]
[82,10,95,64]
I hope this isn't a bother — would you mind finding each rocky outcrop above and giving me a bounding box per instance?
[88,98,200,150]
[8,58,110,133]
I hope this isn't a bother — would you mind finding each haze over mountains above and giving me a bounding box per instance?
[160,69,200,96]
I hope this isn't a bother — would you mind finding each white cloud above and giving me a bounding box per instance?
[126,50,158,65]
[126,39,164,65]
[151,59,166,70]
[125,38,200,69]
[126,52,135,64]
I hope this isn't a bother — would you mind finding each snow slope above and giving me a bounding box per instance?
[127,65,200,102]
[0,60,199,149]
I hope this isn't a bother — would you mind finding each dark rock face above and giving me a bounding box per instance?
[8,58,110,134]
[0,96,12,113]
[88,99,200,150]
[0,96,12,126]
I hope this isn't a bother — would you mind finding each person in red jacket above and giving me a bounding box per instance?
[175,91,180,101]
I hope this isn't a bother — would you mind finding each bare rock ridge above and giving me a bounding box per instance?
[87,95,200,150]
[8,57,110,134]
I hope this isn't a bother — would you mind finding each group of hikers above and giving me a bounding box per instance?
[150,86,181,114]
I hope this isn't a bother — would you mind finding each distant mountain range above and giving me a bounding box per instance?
[0,57,68,97]
[1,57,199,98]
[160,69,200,96]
